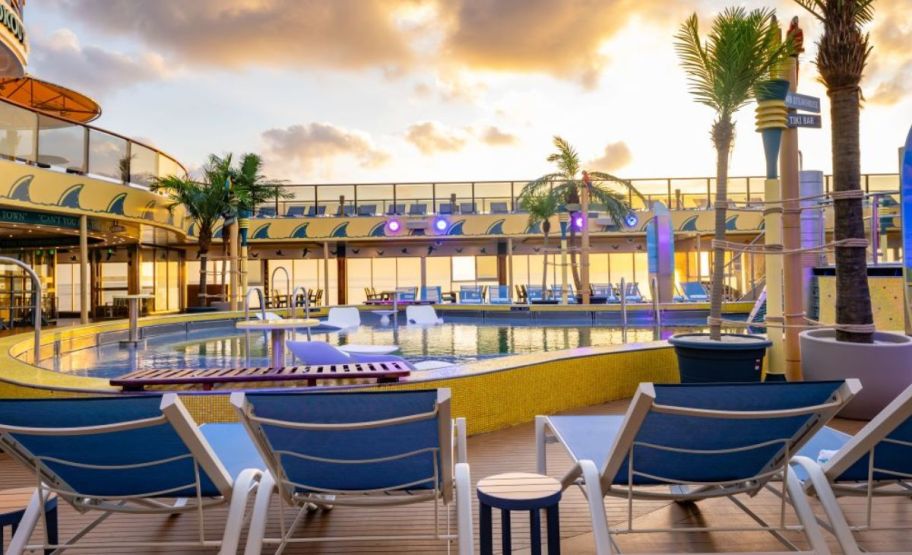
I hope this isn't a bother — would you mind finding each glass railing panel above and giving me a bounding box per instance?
[669,178,710,209]
[726,177,749,207]
[435,183,472,213]
[477,181,513,213]
[130,143,158,186]
[396,184,433,214]
[88,130,128,182]
[37,114,85,172]
[867,174,899,193]
[354,184,393,215]
[625,179,668,210]
[0,101,36,163]
[158,154,185,179]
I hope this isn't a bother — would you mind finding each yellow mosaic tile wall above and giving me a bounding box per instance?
[817,276,905,331]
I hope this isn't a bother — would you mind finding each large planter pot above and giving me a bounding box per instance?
[800,329,912,419]
[668,333,772,383]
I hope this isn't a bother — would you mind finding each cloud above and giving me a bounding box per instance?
[479,126,518,146]
[405,121,468,154]
[261,123,390,174]
[588,141,632,172]
[46,0,419,71]
[439,0,685,88]
[28,29,169,96]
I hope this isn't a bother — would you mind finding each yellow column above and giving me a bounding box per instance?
[780,58,803,381]
[79,215,89,324]
[764,178,785,376]
[580,180,591,304]
[228,224,239,311]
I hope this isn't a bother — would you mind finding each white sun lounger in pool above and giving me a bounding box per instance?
[406,305,444,325]
[254,311,283,321]
[320,306,361,329]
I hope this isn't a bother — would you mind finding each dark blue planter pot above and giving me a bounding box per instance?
[668,333,772,383]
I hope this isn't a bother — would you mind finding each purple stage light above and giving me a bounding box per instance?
[572,214,584,230]
[434,218,448,232]
[387,219,401,233]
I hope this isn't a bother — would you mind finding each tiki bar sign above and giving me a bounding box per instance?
[0,2,25,44]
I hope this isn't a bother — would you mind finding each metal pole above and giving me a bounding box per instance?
[620,277,627,328]
[871,194,880,265]
[0,257,41,363]
[781,56,804,381]
[79,215,90,325]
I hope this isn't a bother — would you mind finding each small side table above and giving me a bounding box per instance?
[477,472,561,555]
[0,487,58,554]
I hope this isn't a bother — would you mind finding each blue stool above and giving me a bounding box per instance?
[477,472,561,555]
[0,488,57,555]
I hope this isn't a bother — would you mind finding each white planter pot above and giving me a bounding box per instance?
[800,329,912,419]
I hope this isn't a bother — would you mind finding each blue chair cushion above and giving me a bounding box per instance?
[245,390,441,493]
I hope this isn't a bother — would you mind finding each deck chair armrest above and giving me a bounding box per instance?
[455,462,474,555]
[453,418,467,464]
[790,455,860,554]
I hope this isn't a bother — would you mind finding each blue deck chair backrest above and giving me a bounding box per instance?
[243,390,443,493]
[287,206,305,217]
[421,286,442,303]
[0,396,223,498]
[439,203,454,215]
[489,285,511,303]
[612,381,845,486]
[459,285,483,303]
[527,285,545,301]
[491,202,509,214]
[683,282,709,300]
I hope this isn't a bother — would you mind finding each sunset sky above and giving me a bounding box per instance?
[27,0,912,184]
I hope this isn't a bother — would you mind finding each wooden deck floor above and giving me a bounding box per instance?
[0,400,907,554]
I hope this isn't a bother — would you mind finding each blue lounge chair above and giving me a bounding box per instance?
[459,202,477,215]
[459,285,484,304]
[396,286,418,302]
[421,285,443,303]
[790,383,912,555]
[681,281,710,302]
[623,281,644,303]
[592,284,619,303]
[0,395,265,554]
[438,202,455,215]
[536,380,860,554]
[386,203,405,216]
[286,205,306,217]
[551,284,577,303]
[231,389,473,554]
[336,205,356,217]
[488,285,512,304]
[306,205,326,217]
[408,203,428,216]
[357,204,377,216]
[526,285,553,304]
[256,206,277,218]
[490,202,509,214]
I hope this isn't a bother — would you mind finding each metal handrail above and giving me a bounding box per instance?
[0,257,41,362]
[619,277,627,328]
[243,287,266,321]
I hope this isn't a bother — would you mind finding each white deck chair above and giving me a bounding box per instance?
[406,304,444,325]
[321,306,361,329]
[536,380,860,554]
[254,311,283,321]
[790,383,912,555]
[0,394,265,554]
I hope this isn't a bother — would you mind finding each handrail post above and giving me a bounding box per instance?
[651,276,661,329]
[0,257,41,363]
[619,277,627,329]
[870,193,880,266]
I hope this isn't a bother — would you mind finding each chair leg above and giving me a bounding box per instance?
[579,460,612,555]
[546,504,560,554]
[455,463,474,555]
[44,504,58,555]
[535,416,548,474]
[530,509,542,555]
[219,468,262,555]
[243,471,277,555]
[480,503,492,555]
[501,509,511,554]
[7,490,45,555]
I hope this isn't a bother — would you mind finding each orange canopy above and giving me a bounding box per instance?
[0,75,101,123]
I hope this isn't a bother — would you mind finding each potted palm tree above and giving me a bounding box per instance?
[519,136,643,300]
[151,173,232,309]
[669,7,791,382]
[795,0,912,418]
[520,191,559,303]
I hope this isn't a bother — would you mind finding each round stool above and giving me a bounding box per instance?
[477,472,561,555]
[0,487,58,554]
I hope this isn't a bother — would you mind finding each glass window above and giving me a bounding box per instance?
[0,101,36,162]
[397,258,421,288]
[451,256,475,282]
[476,256,498,282]
[130,143,158,186]
[38,114,85,171]
[347,258,372,304]
[88,130,128,182]
[426,256,451,291]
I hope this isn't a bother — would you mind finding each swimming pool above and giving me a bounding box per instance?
[43,313,747,379]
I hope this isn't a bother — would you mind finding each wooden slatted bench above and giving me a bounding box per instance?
[109,361,412,391]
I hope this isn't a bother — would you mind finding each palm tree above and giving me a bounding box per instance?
[150,174,232,306]
[232,153,289,214]
[675,7,792,340]
[520,191,559,295]
[519,136,643,292]
[795,0,874,343]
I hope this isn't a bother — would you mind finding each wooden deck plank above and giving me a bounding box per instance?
[0,399,908,553]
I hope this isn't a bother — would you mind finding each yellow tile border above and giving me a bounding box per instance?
[0,310,680,434]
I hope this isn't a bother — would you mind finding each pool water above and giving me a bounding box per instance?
[43,315,744,379]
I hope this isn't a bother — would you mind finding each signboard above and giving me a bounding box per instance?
[0,209,103,232]
[788,114,822,129]
[902,129,912,335]
[785,92,821,113]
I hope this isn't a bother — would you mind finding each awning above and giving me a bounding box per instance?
[0,75,101,123]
